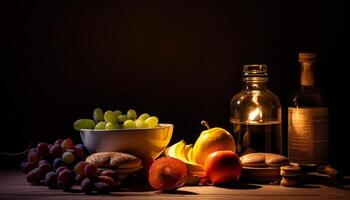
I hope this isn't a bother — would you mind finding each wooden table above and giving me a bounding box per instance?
[1,169,349,200]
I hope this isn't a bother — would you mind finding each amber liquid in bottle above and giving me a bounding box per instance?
[231,65,282,156]
[288,53,329,165]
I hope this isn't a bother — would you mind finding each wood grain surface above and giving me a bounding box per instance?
[1,169,349,200]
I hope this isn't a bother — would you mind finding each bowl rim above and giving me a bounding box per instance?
[80,123,173,132]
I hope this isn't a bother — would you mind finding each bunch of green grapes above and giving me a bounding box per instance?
[73,108,160,130]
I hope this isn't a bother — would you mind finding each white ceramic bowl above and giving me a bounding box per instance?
[80,124,173,159]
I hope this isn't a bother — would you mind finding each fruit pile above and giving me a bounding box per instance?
[145,121,242,189]
[165,121,242,185]
[20,138,191,193]
[74,108,160,130]
[20,116,243,194]
[20,139,121,194]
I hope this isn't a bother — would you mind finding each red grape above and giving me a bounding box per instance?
[27,168,43,184]
[75,144,88,154]
[52,158,64,169]
[61,139,74,150]
[74,161,89,176]
[58,169,74,189]
[39,163,52,175]
[55,166,67,175]
[84,164,97,178]
[81,178,95,194]
[94,182,110,194]
[27,151,40,165]
[74,147,84,158]
[37,143,49,158]
[45,171,58,189]
[49,144,63,158]
[75,174,84,185]
[20,162,36,174]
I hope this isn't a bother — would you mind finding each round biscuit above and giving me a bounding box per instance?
[240,153,289,167]
[86,152,142,169]
[280,177,301,187]
[280,165,302,177]
[265,154,289,167]
[86,152,115,168]
[240,153,268,167]
[109,152,142,169]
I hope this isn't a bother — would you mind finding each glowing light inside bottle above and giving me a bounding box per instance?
[248,107,262,123]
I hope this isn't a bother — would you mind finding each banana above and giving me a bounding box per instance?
[184,144,193,161]
[166,140,204,172]
[174,140,187,162]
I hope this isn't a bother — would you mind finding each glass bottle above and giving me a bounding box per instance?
[231,64,282,156]
[288,53,328,165]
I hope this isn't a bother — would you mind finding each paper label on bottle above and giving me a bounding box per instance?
[288,107,329,164]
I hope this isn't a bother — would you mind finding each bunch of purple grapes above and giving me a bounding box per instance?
[20,138,118,194]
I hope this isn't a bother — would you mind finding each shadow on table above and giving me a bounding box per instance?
[118,184,156,192]
[117,185,198,195]
[214,182,262,190]
[156,190,198,195]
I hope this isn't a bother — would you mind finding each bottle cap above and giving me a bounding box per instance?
[299,53,316,62]
[243,64,268,77]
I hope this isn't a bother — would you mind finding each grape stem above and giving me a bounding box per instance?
[0,141,33,156]
[201,120,210,130]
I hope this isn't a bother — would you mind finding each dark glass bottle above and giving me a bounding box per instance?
[288,53,329,165]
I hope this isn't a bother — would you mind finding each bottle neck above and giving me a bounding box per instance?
[243,77,268,90]
[300,62,315,87]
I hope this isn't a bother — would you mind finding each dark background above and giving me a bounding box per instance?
[1,0,347,171]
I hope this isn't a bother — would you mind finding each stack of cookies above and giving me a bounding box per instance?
[240,153,289,183]
[86,152,143,181]
[280,165,303,187]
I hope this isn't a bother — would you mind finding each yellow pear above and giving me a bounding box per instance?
[192,121,236,165]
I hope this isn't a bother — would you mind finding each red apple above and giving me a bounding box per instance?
[204,150,242,185]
